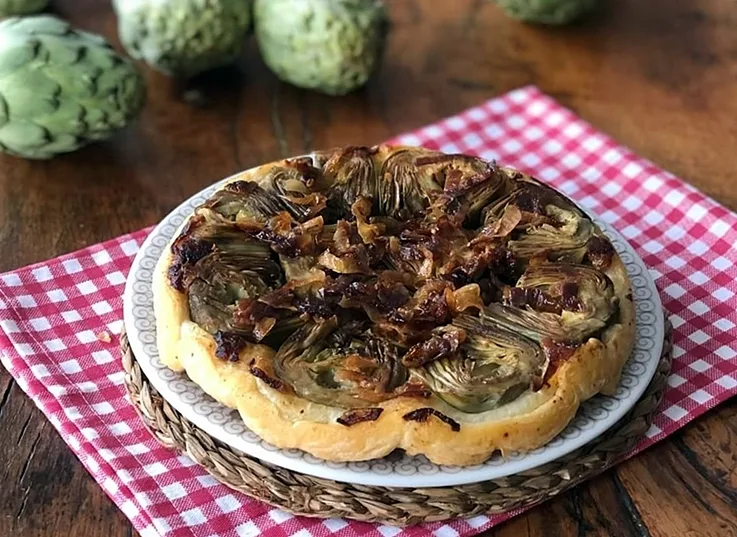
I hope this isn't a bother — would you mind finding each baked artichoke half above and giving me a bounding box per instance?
[155,144,635,465]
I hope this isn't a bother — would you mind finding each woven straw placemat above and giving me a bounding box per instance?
[121,319,672,526]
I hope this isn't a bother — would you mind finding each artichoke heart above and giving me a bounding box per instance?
[188,255,270,335]
[273,320,410,408]
[483,266,614,346]
[259,161,326,221]
[207,161,325,224]
[417,153,503,223]
[184,219,282,283]
[485,263,616,344]
[421,314,546,413]
[321,146,378,218]
[509,204,593,262]
[515,263,616,329]
[204,182,288,224]
[377,148,446,219]
[483,182,593,262]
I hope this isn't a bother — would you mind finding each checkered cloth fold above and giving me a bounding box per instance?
[1,86,735,537]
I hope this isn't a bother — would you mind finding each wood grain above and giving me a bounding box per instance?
[1,0,736,536]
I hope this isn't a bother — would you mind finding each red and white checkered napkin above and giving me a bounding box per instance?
[1,86,736,537]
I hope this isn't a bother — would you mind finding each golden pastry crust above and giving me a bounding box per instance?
[152,145,636,466]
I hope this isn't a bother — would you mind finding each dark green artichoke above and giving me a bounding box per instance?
[0,16,145,160]
[113,0,253,78]
[254,0,388,95]
[0,0,47,16]
[495,0,600,25]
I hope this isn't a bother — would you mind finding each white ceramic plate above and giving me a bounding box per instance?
[123,169,664,488]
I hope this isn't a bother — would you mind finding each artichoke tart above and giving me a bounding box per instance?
[153,145,635,466]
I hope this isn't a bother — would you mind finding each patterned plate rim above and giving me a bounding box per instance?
[123,162,664,488]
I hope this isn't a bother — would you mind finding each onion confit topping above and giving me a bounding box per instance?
[214,331,250,362]
[402,326,466,367]
[402,407,461,432]
[337,408,384,426]
[540,339,579,385]
[168,145,622,415]
[586,235,616,269]
[167,236,214,291]
[248,361,288,391]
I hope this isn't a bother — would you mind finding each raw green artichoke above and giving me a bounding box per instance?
[113,0,253,78]
[495,0,599,25]
[254,0,387,95]
[0,16,145,160]
[0,0,47,17]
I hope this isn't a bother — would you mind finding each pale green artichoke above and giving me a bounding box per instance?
[113,0,253,78]
[0,16,146,160]
[254,0,387,96]
[0,0,47,17]
[495,0,599,24]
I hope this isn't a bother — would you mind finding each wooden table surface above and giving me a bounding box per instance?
[1,1,736,536]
